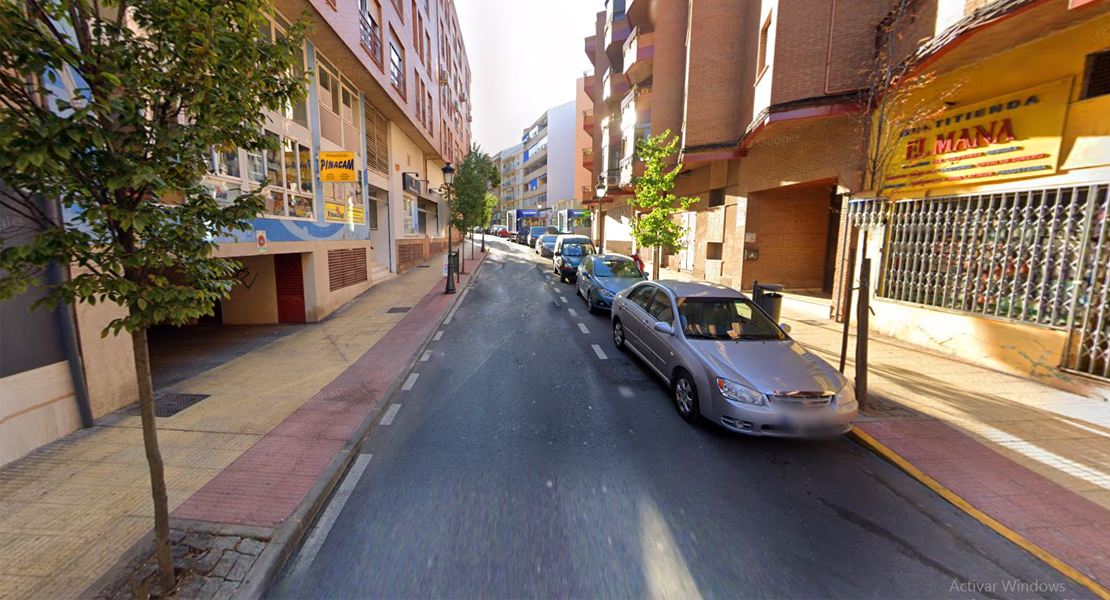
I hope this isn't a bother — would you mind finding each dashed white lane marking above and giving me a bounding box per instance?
[289,453,373,579]
[618,386,635,398]
[380,404,402,425]
[443,287,470,324]
[560,296,568,303]
[421,351,432,362]
[433,331,444,341]
[402,373,419,391]
[578,323,590,334]
[592,344,608,360]
[568,309,578,317]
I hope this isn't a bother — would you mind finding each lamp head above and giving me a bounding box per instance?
[442,163,456,186]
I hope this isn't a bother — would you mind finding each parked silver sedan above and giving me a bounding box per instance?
[610,280,857,437]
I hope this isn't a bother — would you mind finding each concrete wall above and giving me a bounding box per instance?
[547,100,578,205]
[74,298,138,419]
[222,254,278,324]
[0,362,82,466]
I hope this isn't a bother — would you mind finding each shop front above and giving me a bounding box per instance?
[845,10,1110,389]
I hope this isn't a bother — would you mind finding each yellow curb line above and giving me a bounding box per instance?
[847,428,1110,600]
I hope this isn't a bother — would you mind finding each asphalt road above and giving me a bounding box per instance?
[268,238,1089,600]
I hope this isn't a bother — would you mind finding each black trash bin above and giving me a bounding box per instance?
[752,281,784,324]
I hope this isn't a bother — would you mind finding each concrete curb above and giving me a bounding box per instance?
[847,427,1110,600]
[236,246,489,600]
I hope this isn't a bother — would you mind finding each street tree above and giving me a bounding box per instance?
[450,145,500,258]
[629,130,697,280]
[0,0,308,592]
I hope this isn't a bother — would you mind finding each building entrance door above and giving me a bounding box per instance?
[274,253,306,324]
[679,212,696,271]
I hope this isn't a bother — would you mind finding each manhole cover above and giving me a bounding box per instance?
[153,393,210,417]
[800,319,827,327]
[387,307,412,313]
[416,265,431,268]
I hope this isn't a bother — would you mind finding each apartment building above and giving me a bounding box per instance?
[505,102,579,231]
[582,0,1110,391]
[492,143,524,225]
[0,0,473,465]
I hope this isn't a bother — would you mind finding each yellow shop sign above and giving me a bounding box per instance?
[884,78,1070,194]
[318,151,357,183]
[325,200,365,224]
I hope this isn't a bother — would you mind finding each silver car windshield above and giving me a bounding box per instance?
[677,297,784,341]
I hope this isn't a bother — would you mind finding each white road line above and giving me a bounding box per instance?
[560,296,568,303]
[568,308,578,317]
[618,386,635,398]
[380,404,402,425]
[578,323,590,334]
[443,287,470,324]
[420,351,432,362]
[288,453,372,579]
[402,373,419,391]
[433,331,443,341]
[592,344,608,360]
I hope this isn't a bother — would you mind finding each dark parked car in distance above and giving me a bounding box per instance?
[576,254,647,312]
[536,234,559,257]
[552,235,595,282]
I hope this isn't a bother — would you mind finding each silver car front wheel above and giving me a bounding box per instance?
[674,374,699,423]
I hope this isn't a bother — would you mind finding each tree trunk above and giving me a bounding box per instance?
[131,326,176,594]
[653,246,661,281]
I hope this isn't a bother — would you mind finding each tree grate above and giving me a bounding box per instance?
[387,306,412,313]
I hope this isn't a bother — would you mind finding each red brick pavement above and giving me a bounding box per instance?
[858,420,1110,586]
[173,251,485,528]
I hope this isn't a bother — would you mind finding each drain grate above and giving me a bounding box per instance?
[153,393,210,417]
[799,320,827,327]
[416,265,431,268]
[387,306,412,313]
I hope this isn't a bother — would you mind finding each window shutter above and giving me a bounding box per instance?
[364,103,389,175]
[328,248,368,291]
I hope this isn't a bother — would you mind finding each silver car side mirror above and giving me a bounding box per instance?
[653,321,674,335]
[780,323,791,334]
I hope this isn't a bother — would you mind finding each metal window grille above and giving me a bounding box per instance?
[1081,49,1110,100]
[872,185,1107,331]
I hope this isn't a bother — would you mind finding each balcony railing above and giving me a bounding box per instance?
[360,15,383,68]
[390,62,406,100]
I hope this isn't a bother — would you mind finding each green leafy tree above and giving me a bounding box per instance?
[0,0,307,592]
[629,130,697,280]
[480,193,498,228]
[450,145,500,256]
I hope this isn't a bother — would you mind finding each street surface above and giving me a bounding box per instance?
[269,238,1087,599]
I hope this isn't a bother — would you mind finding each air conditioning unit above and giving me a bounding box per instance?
[439,69,449,84]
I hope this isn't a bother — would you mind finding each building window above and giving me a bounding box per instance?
[757,13,772,77]
[709,188,725,207]
[403,194,417,234]
[1081,49,1110,100]
[707,242,723,261]
[390,36,406,98]
[216,147,240,178]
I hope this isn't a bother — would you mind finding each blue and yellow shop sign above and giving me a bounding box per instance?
[884,78,1071,194]
[325,199,365,224]
[318,151,357,183]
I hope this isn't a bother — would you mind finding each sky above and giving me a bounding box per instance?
[457,0,600,154]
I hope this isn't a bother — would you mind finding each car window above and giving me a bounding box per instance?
[562,242,594,256]
[580,256,591,274]
[676,297,784,340]
[627,285,656,311]
[648,293,674,323]
[594,259,643,278]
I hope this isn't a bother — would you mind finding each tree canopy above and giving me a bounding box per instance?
[629,130,697,276]
[449,145,500,234]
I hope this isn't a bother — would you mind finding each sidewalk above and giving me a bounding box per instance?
[0,247,484,600]
[780,302,1110,589]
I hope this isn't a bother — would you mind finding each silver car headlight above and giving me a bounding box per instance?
[716,378,764,406]
[597,287,615,298]
[837,382,858,410]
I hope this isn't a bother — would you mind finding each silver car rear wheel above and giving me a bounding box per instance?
[612,319,625,349]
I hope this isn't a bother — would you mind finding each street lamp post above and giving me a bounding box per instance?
[443,163,456,295]
[595,182,606,252]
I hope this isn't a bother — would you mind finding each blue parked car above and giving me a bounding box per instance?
[552,235,595,282]
[575,254,647,313]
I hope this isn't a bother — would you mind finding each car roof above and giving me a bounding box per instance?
[649,280,745,298]
[555,235,592,241]
[592,253,633,261]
